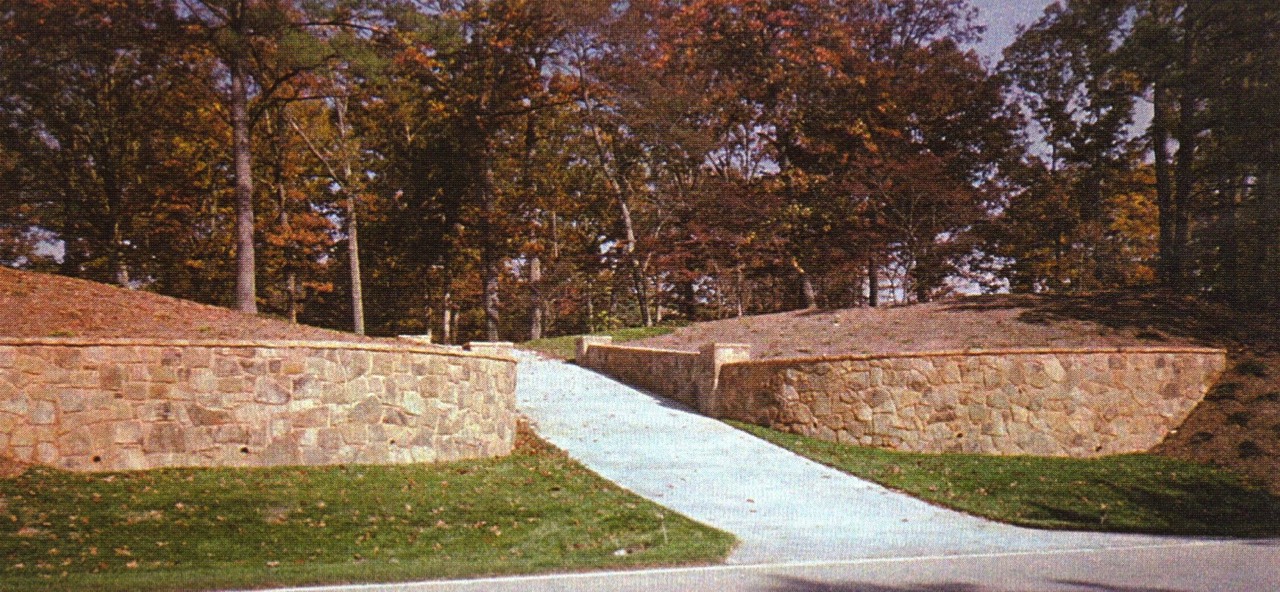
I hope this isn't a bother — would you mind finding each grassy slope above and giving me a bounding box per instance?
[0,429,734,592]
[733,421,1280,536]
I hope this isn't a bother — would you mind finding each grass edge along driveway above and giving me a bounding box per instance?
[0,426,734,592]
[730,421,1280,537]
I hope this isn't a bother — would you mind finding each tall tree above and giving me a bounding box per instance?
[0,0,201,285]
[179,0,357,313]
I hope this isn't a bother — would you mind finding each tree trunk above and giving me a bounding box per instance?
[868,255,879,308]
[1173,86,1197,290]
[480,147,501,341]
[441,283,453,346]
[735,264,745,318]
[1258,165,1280,308]
[653,284,663,324]
[347,191,365,335]
[1152,83,1176,286]
[522,112,543,342]
[286,271,298,323]
[618,195,652,327]
[230,55,257,314]
[790,256,818,310]
[915,280,931,303]
[1221,179,1241,304]
[801,274,818,310]
[111,217,129,287]
[584,278,595,333]
[582,83,649,328]
[277,183,297,323]
[680,280,697,319]
[528,255,543,341]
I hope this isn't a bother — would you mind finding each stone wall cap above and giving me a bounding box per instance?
[726,346,1227,367]
[0,337,517,363]
[586,343,702,356]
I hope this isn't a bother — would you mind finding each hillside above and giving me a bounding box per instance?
[0,267,377,343]
[633,293,1280,494]
[633,294,1204,358]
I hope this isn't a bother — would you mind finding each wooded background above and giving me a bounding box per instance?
[2,0,1277,342]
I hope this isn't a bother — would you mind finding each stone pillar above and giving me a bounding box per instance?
[575,336,613,366]
[697,343,752,416]
[466,342,514,357]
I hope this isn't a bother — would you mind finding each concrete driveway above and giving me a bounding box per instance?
[514,352,1218,564]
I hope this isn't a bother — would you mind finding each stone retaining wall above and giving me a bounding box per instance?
[0,338,517,472]
[577,338,1226,457]
[576,336,751,411]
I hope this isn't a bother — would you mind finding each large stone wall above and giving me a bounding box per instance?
[576,337,750,411]
[578,338,1226,457]
[0,339,517,472]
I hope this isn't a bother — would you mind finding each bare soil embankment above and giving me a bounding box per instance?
[0,266,377,343]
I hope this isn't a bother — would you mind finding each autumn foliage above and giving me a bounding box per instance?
[2,0,1277,341]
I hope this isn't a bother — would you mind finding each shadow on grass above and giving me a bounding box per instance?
[765,576,1191,592]
[1021,478,1280,536]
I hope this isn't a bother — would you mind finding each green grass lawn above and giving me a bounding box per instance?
[0,429,734,592]
[519,325,682,360]
[730,421,1280,537]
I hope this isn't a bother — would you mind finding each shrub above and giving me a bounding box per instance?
[1206,382,1242,401]
[1238,441,1265,460]
[1234,359,1269,378]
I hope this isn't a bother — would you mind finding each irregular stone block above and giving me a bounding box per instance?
[189,405,234,426]
[348,396,382,424]
[114,422,143,445]
[143,423,186,453]
[213,425,251,444]
[36,442,58,463]
[185,428,215,452]
[31,400,56,425]
[292,407,330,429]
[254,378,290,405]
[0,394,30,416]
[262,438,299,466]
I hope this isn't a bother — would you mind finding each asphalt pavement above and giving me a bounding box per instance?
[263,540,1280,592]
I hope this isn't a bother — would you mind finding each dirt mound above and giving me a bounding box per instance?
[634,294,1201,359]
[0,266,377,343]
[1154,354,1280,493]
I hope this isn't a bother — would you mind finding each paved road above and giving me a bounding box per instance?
[268,539,1280,592]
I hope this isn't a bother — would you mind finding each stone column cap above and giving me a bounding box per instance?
[576,335,614,361]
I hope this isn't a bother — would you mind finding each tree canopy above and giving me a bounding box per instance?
[2,0,1277,341]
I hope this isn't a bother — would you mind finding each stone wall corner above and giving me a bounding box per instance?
[576,335,614,364]
[697,343,752,416]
